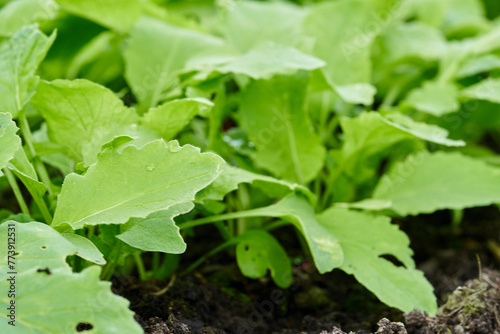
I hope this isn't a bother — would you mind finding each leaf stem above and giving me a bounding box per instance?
[3,168,30,216]
[133,253,147,281]
[101,241,124,280]
[19,114,54,197]
[180,239,238,275]
[178,207,271,230]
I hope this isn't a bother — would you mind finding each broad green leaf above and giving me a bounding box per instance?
[67,31,124,85]
[117,202,193,253]
[381,113,465,147]
[240,194,342,274]
[373,151,500,216]
[317,208,437,313]
[341,112,464,160]
[187,43,325,81]
[0,221,77,274]
[7,147,47,198]
[461,78,500,104]
[443,0,489,38]
[0,0,58,37]
[31,79,138,161]
[374,22,446,67]
[197,164,315,204]
[304,0,379,105]
[52,140,223,229]
[56,0,143,33]
[240,73,325,184]
[81,124,160,167]
[141,98,213,140]
[404,81,459,116]
[124,17,228,111]
[61,233,106,265]
[456,54,500,78]
[236,230,292,288]
[0,266,142,333]
[0,25,55,117]
[223,1,307,52]
[0,112,21,172]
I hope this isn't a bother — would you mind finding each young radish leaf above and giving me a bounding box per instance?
[186,42,325,81]
[236,230,292,288]
[61,233,106,265]
[0,113,21,173]
[237,194,342,273]
[0,267,142,334]
[317,208,437,314]
[0,25,55,117]
[223,1,307,52]
[124,17,228,111]
[140,98,213,140]
[52,140,223,230]
[461,77,500,104]
[0,0,58,37]
[373,151,500,216]
[117,202,194,253]
[239,73,325,184]
[403,81,460,116]
[304,0,380,105]
[0,221,77,274]
[7,147,47,198]
[56,0,144,33]
[31,79,138,162]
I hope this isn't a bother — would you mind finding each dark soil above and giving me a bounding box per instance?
[113,206,500,334]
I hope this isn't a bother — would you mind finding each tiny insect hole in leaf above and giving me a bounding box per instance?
[76,322,94,332]
[245,245,249,251]
[37,268,52,275]
[41,245,47,249]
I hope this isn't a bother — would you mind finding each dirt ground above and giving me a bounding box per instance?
[112,206,500,334]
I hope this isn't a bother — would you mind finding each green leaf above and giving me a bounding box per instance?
[197,164,315,204]
[317,208,437,313]
[236,230,292,288]
[61,233,106,265]
[31,79,138,162]
[304,0,379,105]
[223,1,307,52]
[81,124,160,167]
[141,98,213,140]
[0,25,55,117]
[0,0,58,37]
[240,73,325,184]
[456,54,500,78]
[124,17,228,111]
[381,112,465,147]
[55,0,143,33]
[0,221,77,274]
[52,140,223,229]
[187,42,325,81]
[404,81,459,116]
[373,151,500,216]
[246,194,342,274]
[7,147,47,198]
[374,22,446,67]
[0,112,21,173]
[341,112,464,160]
[117,203,193,253]
[461,78,500,104]
[0,266,142,333]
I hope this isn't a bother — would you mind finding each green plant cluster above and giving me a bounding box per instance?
[1,0,500,332]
